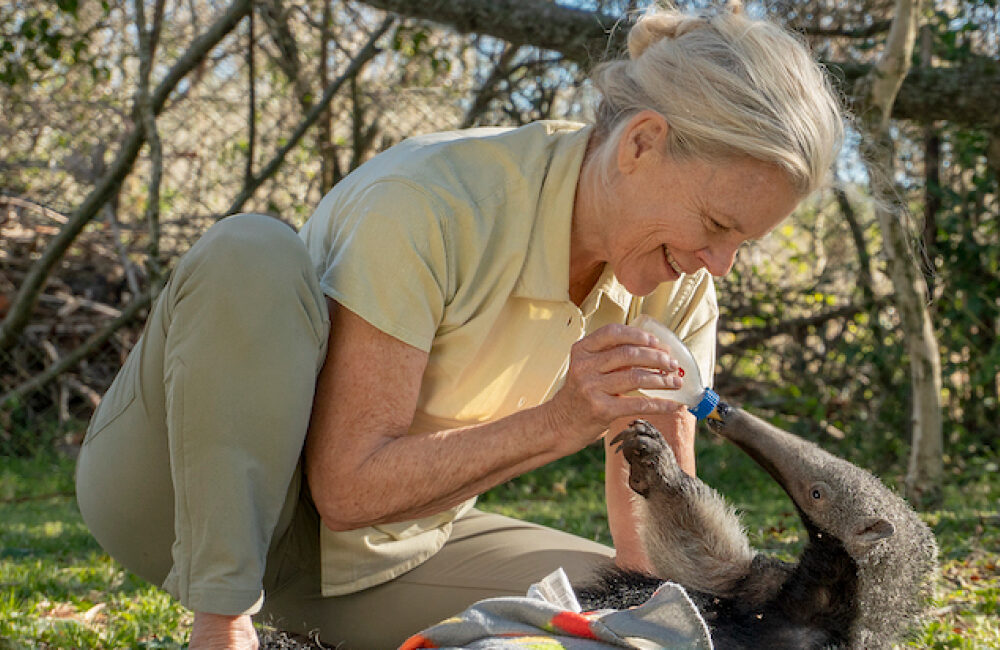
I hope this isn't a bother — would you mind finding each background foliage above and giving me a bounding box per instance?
[1,0,996,468]
[0,0,997,645]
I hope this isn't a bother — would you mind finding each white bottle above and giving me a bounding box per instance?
[632,314,720,420]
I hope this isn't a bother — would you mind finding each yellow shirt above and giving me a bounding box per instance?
[299,121,718,596]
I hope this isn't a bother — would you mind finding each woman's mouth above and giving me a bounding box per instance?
[662,245,683,276]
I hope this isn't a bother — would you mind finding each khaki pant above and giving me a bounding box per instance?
[76,214,614,648]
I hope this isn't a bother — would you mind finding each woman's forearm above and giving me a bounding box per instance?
[307,300,685,532]
[308,402,575,531]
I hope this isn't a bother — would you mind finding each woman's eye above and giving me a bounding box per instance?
[706,216,730,232]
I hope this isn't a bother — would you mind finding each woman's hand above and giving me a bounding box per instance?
[543,323,683,453]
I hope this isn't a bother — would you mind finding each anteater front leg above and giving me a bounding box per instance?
[612,420,755,597]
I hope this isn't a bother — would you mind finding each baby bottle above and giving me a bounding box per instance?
[632,314,720,420]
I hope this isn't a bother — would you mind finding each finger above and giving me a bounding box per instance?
[575,323,661,354]
[600,366,684,396]
[594,344,679,375]
[602,393,689,420]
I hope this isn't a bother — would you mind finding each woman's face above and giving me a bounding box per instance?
[593,114,802,296]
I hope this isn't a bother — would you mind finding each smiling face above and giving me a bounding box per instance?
[573,112,803,297]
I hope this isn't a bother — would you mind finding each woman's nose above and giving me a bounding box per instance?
[696,241,740,276]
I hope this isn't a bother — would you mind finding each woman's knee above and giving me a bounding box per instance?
[170,214,328,341]
[184,214,311,284]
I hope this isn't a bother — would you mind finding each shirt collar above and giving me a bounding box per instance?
[579,265,632,317]
[512,122,632,315]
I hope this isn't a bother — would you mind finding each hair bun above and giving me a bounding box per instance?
[627,2,745,60]
[627,14,689,59]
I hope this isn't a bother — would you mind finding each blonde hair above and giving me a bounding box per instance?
[591,1,844,195]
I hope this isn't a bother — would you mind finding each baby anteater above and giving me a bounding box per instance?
[575,406,938,649]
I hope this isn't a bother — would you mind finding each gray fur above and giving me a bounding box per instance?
[625,430,755,596]
[603,407,938,649]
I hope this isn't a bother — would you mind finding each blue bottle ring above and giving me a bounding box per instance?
[688,389,720,420]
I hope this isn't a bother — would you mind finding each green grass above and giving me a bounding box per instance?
[1,435,997,648]
[0,455,189,649]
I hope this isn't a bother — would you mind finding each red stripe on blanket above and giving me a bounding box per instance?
[399,633,438,649]
[551,611,598,639]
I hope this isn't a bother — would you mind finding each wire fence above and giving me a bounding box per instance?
[0,4,469,450]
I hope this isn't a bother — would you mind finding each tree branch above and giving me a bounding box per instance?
[135,0,168,295]
[0,0,252,353]
[460,43,519,128]
[854,0,943,504]
[359,0,623,64]
[0,292,153,411]
[357,0,1000,130]
[245,9,257,191]
[803,19,892,39]
[718,301,887,356]
[864,0,922,130]
[225,16,394,216]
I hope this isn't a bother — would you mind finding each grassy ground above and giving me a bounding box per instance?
[1,435,997,648]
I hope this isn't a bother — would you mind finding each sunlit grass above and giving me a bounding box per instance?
[1,433,996,648]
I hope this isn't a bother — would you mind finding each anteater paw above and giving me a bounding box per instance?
[611,419,677,497]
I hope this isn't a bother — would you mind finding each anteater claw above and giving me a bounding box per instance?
[611,419,662,451]
[611,420,671,497]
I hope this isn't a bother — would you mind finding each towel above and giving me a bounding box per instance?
[400,568,713,649]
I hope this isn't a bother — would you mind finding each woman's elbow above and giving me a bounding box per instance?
[311,490,376,532]
[306,466,377,531]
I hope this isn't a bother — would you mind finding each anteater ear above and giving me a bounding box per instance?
[853,517,895,543]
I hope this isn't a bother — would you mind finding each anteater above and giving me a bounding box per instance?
[575,405,938,649]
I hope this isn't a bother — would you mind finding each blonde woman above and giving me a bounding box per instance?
[77,3,843,647]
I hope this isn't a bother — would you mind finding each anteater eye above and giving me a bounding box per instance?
[808,482,830,502]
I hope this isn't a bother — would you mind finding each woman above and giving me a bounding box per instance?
[76,3,843,648]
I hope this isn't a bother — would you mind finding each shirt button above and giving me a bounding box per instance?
[517,397,527,408]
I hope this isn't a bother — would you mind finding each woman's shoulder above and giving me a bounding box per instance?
[350,121,585,192]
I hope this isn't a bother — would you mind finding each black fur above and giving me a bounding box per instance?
[572,416,936,649]
[576,531,858,650]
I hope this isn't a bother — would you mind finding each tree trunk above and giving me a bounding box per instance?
[856,0,943,506]
[357,0,1000,130]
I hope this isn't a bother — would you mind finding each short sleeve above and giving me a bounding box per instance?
[636,271,719,388]
[310,180,450,352]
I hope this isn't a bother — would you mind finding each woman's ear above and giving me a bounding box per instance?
[617,110,670,175]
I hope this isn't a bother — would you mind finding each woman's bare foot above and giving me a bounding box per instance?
[189,612,259,649]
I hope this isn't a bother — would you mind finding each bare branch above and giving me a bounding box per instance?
[0,292,152,411]
[359,0,623,64]
[246,10,257,190]
[803,20,892,39]
[104,205,141,297]
[0,0,252,353]
[833,186,875,304]
[259,0,313,111]
[319,0,338,190]
[225,16,394,216]
[461,43,519,128]
[357,0,1000,130]
[134,0,168,295]
[0,196,69,224]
